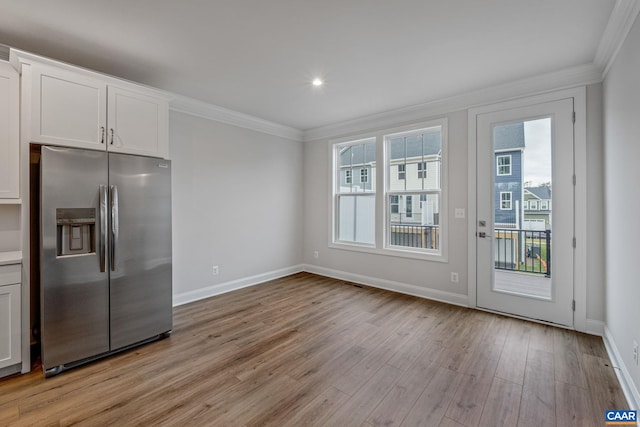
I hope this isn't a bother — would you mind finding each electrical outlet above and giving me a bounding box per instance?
[634,341,638,365]
[313,251,319,259]
[450,272,459,283]
[212,265,219,276]
[455,208,465,219]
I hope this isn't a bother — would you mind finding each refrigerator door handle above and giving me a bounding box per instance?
[110,185,119,271]
[99,185,107,273]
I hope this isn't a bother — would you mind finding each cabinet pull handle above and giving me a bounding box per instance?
[110,128,114,145]
[100,126,105,144]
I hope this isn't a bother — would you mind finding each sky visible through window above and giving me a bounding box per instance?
[523,118,552,186]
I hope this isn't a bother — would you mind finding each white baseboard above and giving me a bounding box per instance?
[172,264,305,306]
[585,319,605,336]
[301,264,469,307]
[603,326,640,410]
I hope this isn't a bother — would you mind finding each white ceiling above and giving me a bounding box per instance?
[0,0,619,131]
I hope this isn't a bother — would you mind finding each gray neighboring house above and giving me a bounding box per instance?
[524,185,552,230]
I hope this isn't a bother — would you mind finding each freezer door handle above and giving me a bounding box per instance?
[99,185,107,272]
[110,185,119,271]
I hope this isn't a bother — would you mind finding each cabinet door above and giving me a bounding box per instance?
[107,86,169,158]
[0,62,19,198]
[31,62,107,149]
[0,284,21,369]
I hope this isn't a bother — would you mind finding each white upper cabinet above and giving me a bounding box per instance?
[22,56,169,159]
[0,61,19,199]
[31,62,106,150]
[107,85,168,158]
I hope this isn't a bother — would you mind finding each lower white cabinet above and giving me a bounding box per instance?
[0,263,21,376]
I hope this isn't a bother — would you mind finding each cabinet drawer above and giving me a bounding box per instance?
[0,264,20,286]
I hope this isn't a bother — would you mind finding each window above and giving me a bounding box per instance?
[334,139,376,245]
[331,118,447,260]
[497,155,512,176]
[530,200,538,210]
[500,192,512,210]
[386,123,444,253]
[390,195,399,214]
[360,168,368,183]
[523,200,529,209]
[540,200,549,210]
[417,162,427,178]
[398,164,406,180]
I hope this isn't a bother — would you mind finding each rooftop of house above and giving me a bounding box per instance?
[526,186,552,200]
[494,122,525,151]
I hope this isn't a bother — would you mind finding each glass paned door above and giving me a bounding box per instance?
[476,99,574,326]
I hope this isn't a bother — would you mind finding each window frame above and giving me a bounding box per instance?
[417,161,427,179]
[496,154,512,176]
[331,138,377,247]
[360,168,368,184]
[329,118,448,262]
[398,164,406,180]
[500,191,512,210]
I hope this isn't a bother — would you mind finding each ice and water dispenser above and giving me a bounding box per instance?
[56,208,96,256]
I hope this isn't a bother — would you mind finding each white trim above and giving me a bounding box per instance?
[499,191,512,210]
[595,0,640,76]
[302,264,469,307]
[172,265,304,306]
[604,326,640,410]
[170,95,303,142]
[496,154,512,176]
[304,64,601,142]
[467,87,588,332]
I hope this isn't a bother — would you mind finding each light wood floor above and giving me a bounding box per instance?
[0,272,628,426]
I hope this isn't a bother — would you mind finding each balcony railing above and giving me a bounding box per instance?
[390,224,439,249]
[494,228,551,277]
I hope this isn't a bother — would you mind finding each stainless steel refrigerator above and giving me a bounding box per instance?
[40,146,172,376]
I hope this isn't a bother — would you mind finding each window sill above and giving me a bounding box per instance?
[328,241,448,263]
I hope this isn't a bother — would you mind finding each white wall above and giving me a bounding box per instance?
[585,83,605,323]
[303,89,606,323]
[170,111,304,303]
[603,13,640,406]
[0,205,20,251]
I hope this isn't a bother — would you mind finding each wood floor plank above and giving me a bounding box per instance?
[0,272,626,427]
[518,348,556,427]
[324,364,404,427]
[445,355,499,426]
[367,344,444,427]
[400,367,463,427]
[528,323,555,354]
[553,328,587,388]
[280,386,349,427]
[580,354,629,417]
[494,319,531,385]
[555,381,596,427]
[479,377,522,427]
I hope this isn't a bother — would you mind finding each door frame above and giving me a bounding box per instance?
[467,87,588,332]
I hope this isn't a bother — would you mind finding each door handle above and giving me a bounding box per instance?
[478,232,492,238]
[99,185,107,272]
[110,185,119,271]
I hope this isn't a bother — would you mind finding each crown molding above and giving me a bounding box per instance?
[170,95,304,142]
[595,0,640,76]
[302,63,602,142]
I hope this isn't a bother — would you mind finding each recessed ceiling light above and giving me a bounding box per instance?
[312,78,324,87]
